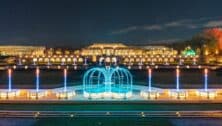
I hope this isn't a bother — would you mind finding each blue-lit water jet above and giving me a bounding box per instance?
[36,67,40,92]
[148,68,152,92]
[140,68,160,99]
[204,68,208,92]
[83,66,133,99]
[8,69,12,92]
[64,69,67,92]
[197,68,217,99]
[176,68,180,92]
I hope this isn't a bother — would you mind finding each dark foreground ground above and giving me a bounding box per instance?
[1,101,222,111]
[0,100,222,126]
[2,117,222,126]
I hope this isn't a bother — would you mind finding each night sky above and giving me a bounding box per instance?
[0,0,222,47]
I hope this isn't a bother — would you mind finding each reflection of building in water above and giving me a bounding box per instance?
[0,46,45,56]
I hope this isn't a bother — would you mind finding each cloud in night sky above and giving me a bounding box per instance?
[204,20,222,28]
[143,25,163,31]
[0,0,222,46]
[110,26,138,35]
[110,17,222,35]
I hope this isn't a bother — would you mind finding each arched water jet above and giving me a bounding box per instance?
[83,66,132,99]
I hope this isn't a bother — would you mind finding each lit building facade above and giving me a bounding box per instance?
[78,43,179,65]
[0,46,45,56]
[11,43,199,65]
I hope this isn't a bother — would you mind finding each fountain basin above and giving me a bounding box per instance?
[197,89,217,99]
[27,90,47,99]
[55,90,76,99]
[140,90,160,99]
[169,90,188,99]
[0,90,17,99]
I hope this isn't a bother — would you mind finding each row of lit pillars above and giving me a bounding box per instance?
[141,68,215,100]
[0,69,16,99]
[57,68,76,99]
[64,69,67,92]
[1,68,75,99]
[140,68,160,99]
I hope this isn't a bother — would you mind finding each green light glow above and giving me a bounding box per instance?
[182,47,196,56]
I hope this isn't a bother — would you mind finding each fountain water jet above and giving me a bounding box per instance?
[169,68,187,99]
[8,69,12,92]
[198,68,217,99]
[64,69,67,92]
[36,67,40,92]
[54,68,75,99]
[0,69,17,99]
[83,66,133,99]
[140,68,160,99]
[148,68,152,92]
[204,68,208,92]
[176,68,180,92]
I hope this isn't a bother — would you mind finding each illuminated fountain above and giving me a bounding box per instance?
[99,57,104,66]
[140,68,160,99]
[0,69,17,99]
[55,69,75,99]
[84,57,88,65]
[36,67,40,92]
[27,67,46,99]
[197,68,217,99]
[64,69,67,92]
[83,66,132,99]
[169,68,187,99]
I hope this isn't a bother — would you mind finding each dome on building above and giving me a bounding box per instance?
[182,46,196,56]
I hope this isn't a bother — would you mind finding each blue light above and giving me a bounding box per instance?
[83,66,133,96]
[64,69,67,92]
[176,69,180,92]
[204,69,208,92]
[148,68,152,92]
[8,69,12,92]
[36,68,40,92]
